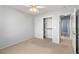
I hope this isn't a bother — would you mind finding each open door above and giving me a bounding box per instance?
[70,8,77,54]
[76,9,79,54]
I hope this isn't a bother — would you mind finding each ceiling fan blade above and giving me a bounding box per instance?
[37,6,45,8]
[25,5,32,7]
[25,5,45,8]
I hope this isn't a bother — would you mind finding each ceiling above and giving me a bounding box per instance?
[10,5,79,16]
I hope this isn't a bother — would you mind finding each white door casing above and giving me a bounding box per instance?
[70,8,76,54]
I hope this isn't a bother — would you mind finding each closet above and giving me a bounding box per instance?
[43,17,52,39]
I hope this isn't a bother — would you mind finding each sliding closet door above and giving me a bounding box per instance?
[43,17,52,39]
[45,17,52,39]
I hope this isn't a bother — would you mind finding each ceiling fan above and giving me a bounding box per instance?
[26,5,45,13]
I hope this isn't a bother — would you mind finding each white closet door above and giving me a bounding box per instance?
[45,18,52,28]
[45,18,52,39]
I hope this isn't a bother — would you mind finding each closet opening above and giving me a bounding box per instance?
[43,17,52,40]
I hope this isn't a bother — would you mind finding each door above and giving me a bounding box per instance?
[76,10,79,54]
[77,13,79,54]
[70,8,77,54]
[45,17,52,39]
[43,17,52,39]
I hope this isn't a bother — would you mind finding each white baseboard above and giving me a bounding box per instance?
[0,37,33,50]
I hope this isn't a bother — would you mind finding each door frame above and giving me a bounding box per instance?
[76,12,78,54]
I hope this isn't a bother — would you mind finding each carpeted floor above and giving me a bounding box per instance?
[0,38,73,54]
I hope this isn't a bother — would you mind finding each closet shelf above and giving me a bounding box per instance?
[46,28,52,29]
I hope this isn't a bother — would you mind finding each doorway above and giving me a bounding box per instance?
[60,15,72,46]
[43,17,52,40]
[61,16,70,36]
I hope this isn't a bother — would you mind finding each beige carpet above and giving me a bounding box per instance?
[0,38,73,54]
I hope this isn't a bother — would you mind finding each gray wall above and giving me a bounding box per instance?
[0,6,34,48]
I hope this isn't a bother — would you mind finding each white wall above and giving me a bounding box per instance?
[70,8,77,53]
[34,16,43,39]
[34,10,73,44]
[0,6,34,49]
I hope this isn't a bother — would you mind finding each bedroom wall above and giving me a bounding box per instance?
[0,6,34,49]
[34,10,73,44]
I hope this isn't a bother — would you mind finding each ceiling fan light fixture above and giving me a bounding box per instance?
[29,5,39,13]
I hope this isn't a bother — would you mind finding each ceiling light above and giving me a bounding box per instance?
[29,5,39,13]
